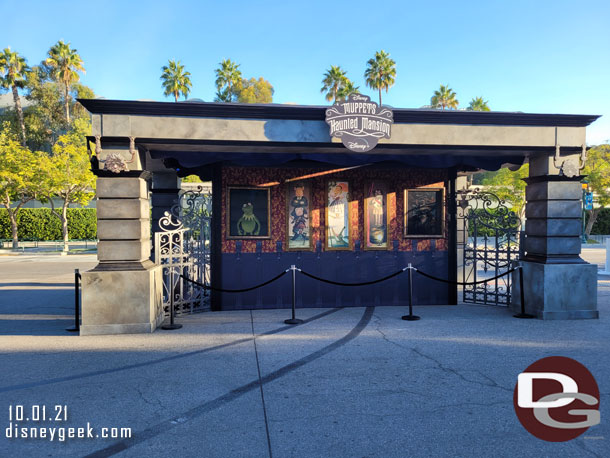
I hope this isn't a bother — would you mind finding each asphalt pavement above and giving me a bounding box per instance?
[0,252,608,457]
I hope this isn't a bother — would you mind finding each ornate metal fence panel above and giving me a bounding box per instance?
[457,188,521,306]
[154,187,212,315]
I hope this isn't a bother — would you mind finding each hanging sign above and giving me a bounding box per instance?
[325,93,394,152]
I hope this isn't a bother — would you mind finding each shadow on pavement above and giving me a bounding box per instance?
[1,282,74,287]
[0,318,77,336]
[0,287,77,336]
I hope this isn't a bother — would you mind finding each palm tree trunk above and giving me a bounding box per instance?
[11,85,26,147]
[174,91,178,102]
[64,81,71,123]
[378,87,382,106]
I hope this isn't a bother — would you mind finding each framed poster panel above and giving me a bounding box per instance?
[286,182,312,250]
[404,188,445,238]
[325,180,351,250]
[364,181,389,250]
[226,186,271,239]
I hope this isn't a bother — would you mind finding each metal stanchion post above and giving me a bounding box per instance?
[402,263,420,321]
[162,268,183,330]
[67,269,80,332]
[514,264,535,319]
[285,265,303,325]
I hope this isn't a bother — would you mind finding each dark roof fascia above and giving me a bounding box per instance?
[87,136,583,155]
[77,98,600,127]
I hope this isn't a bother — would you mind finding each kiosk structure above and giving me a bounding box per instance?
[78,98,599,335]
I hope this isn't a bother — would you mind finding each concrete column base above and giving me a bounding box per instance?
[81,264,164,335]
[511,261,598,319]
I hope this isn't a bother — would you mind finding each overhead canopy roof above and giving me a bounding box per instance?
[79,99,600,173]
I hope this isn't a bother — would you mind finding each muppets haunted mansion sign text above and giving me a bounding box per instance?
[325,94,394,152]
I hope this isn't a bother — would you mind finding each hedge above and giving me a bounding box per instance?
[466,208,522,237]
[0,208,97,240]
[469,208,610,237]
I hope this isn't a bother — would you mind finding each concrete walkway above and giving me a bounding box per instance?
[0,254,608,457]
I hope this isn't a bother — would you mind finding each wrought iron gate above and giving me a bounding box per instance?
[154,187,212,315]
[457,188,522,306]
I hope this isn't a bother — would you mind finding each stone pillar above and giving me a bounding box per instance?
[81,172,164,335]
[511,155,598,319]
[151,172,180,232]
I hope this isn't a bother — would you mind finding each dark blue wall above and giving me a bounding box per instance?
[216,247,449,310]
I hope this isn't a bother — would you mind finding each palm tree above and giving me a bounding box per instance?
[45,40,85,123]
[430,84,459,110]
[214,59,241,102]
[321,65,348,103]
[468,96,490,111]
[364,50,396,106]
[336,79,360,101]
[0,47,30,146]
[160,60,192,102]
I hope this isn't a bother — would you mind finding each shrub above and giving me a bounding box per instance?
[0,208,97,240]
[466,208,521,238]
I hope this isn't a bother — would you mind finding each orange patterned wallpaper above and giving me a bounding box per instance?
[221,166,448,253]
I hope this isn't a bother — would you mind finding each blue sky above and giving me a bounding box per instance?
[2,0,609,143]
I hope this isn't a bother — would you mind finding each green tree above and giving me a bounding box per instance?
[182,175,203,183]
[214,59,242,102]
[40,118,96,252]
[22,66,66,149]
[44,40,86,124]
[364,50,396,106]
[583,144,610,237]
[320,65,348,103]
[336,79,360,101]
[431,84,459,110]
[22,66,95,151]
[468,96,490,111]
[481,164,529,219]
[0,47,30,146]
[0,124,44,249]
[160,60,192,102]
[234,77,274,103]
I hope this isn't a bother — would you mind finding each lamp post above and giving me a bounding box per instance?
[581,181,589,243]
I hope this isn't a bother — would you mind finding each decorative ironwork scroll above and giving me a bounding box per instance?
[457,188,522,306]
[154,186,212,315]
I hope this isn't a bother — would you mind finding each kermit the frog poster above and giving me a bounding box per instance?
[227,186,271,239]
